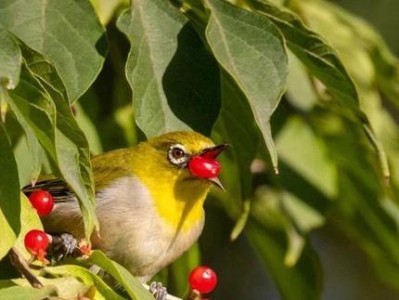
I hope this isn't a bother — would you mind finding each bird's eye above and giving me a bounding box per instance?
[171,147,184,159]
[168,144,188,167]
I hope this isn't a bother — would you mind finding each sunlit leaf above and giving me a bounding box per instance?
[276,117,337,198]
[0,209,15,261]
[89,250,153,300]
[44,264,125,300]
[0,28,21,90]
[0,285,57,300]
[74,103,103,155]
[0,123,20,259]
[90,0,129,25]
[285,51,317,111]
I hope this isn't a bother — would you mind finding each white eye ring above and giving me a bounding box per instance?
[168,144,189,167]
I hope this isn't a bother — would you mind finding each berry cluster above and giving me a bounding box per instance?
[24,189,54,262]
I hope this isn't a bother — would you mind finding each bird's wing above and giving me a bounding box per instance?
[23,179,77,203]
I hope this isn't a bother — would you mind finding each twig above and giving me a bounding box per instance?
[9,247,43,288]
[183,289,201,300]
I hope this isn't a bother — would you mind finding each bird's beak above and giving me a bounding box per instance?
[208,177,225,191]
[200,144,229,190]
[199,144,229,159]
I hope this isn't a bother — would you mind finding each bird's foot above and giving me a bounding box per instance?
[149,281,168,300]
[48,233,90,261]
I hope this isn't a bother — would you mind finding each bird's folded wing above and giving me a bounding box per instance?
[23,179,77,203]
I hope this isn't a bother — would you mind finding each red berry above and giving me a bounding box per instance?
[28,189,54,216]
[188,156,220,179]
[24,229,49,257]
[188,266,217,294]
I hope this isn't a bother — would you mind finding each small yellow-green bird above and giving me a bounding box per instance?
[24,131,227,284]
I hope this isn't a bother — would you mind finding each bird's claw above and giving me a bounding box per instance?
[48,233,79,261]
[149,281,168,300]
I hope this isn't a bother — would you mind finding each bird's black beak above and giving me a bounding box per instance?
[199,144,229,159]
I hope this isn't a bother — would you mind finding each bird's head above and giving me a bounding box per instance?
[143,131,228,190]
[128,131,228,230]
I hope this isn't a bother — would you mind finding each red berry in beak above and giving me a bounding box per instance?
[188,156,221,179]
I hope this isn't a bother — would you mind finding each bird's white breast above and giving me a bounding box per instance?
[95,176,204,281]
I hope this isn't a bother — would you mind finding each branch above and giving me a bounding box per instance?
[9,247,43,288]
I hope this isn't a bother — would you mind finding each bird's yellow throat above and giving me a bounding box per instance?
[133,160,211,232]
[137,168,210,231]
[130,133,216,232]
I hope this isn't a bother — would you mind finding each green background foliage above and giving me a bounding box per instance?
[1,0,399,299]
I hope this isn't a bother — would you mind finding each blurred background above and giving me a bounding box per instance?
[336,0,399,56]
[200,1,399,299]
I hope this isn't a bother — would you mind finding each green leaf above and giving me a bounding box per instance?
[0,285,57,300]
[0,0,107,103]
[0,28,21,90]
[14,193,43,259]
[251,185,324,267]
[276,117,337,198]
[284,224,306,267]
[285,51,317,111]
[280,192,324,266]
[52,94,97,239]
[205,0,288,172]
[90,0,129,25]
[212,72,260,235]
[8,66,97,238]
[89,250,153,300]
[44,264,126,300]
[18,43,68,103]
[159,23,221,136]
[216,73,260,198]
[0,193,41,268]
[74,103,103,155]
[281,192,325,234]
[117,0,191,137]
[284,1,391,182]
[0,122,20,259]
[249,3,393,179]
[0,209,16,261]
[249,1,358,109]
[7,68,57,159]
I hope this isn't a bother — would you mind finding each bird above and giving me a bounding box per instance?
[23,131,227,284]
